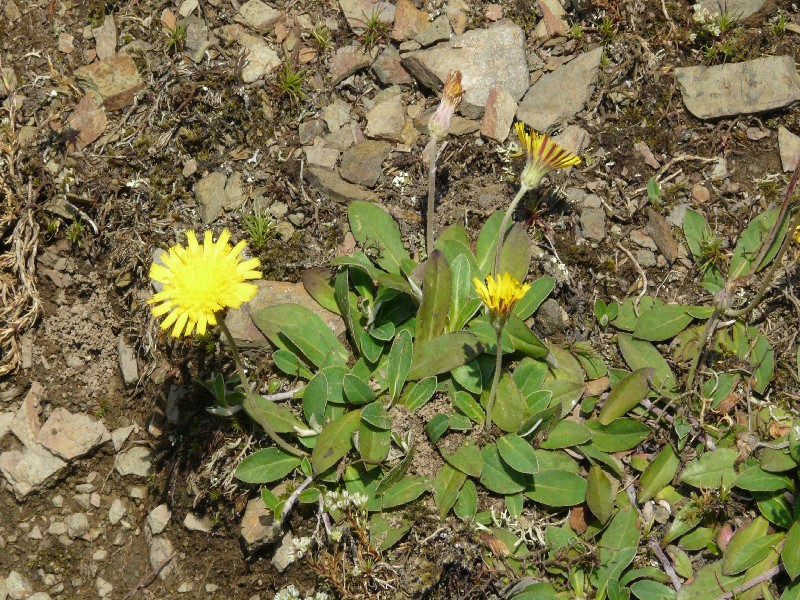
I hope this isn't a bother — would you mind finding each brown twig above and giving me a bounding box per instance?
[713,564,783,600]
[120,551,177,600]
[650,540,683,591]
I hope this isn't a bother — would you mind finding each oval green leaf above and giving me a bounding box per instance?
[497,434,540,475]
[598,367,653,425]
[235,448,301,483]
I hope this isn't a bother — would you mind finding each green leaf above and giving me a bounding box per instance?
[303,369,330,428]
[381,476,429,509]
[386,330,413,403]
[445,252,478,330]
[330,251,381,280]
[791,421,800,463]
[499,223,532,281]
[680,448,738,490]
[452,360,484,394]
[586,465,614,524]
[679,527,716,551]
[408,332,483,380]
[235,448,301,483]
[617,333,677,396]
[253,303,348,368]
[735,465,794,493]
[755,491,793,529]
[638,445,679,503]
[585,419,651,452]
[416,250,452,346]
[729,208,786,279]
[784,521,800,580]
[343,373,376,406]
[513,358,549,400]
[348,201,409,274]
[402,376,438,412]
[375,443,415,495]
[433,463,466,519]
[480,443,528,494]
[358,422,391,463]
[248,395,305,434]
[271,348,312,379]
[335,269,362,355]
[540,419,592,449]
[598,368,653,425]
[476,211,508,277]
[524,469,586,507]
[426,413,449,443]
[490,373,528,433]
[302,267,339,314]
[782,580,800,600]
[369,514,411,550]
[677,561,743,600]
[453,479,477,520]
[506,315,550,359]
[497,434,540,474]
[443,441,483,477]
[633,305,694,342]
[311,409,362,473]
[750,332,774,395]
[600,508,641,563]
[452,390,485,423]
[630,580,676,600]
[722,517,769,576]
[541,379,585,418]
[513,276,555,320]
[683,208,709,259]
[361,401,391,429]
[726,533,784,575]
[358,331,382,363]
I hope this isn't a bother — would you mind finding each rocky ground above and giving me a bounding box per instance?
[1,0,800,598]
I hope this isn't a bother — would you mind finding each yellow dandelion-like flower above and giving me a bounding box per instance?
[473,273,531,321]
[148,229,262,337]
[794,225,800,244]
[513,121,581,190]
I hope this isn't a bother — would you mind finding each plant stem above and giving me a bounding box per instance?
[485,326,504,432]
[218,320,306,457]
[426,138,438,254]
[494,186,529,276]
[684,305,721,393]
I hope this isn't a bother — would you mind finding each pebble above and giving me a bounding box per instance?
[115,445,153,477]
[365,94,405,142]
[237,0,282,30]
[117,336,138,386]
[93,549,109,561]
[416,14,451,47]
[149,536,176,580]
[178,582,194,593]
[0,445,67,499]
[206,583,220,593]
[329,45,372,85]
[146,504,172,537]
[481,85,517,142]
[240,497,280,554]
[74,53,146,112]
[692,183,710,203]
[184,513,213,533]
[109,498,127,525]
[37,408,111,461]
[65,92,107,152]
[95,577,113,598]
[536,299,568,337]
[778,126,800,173]
[392,0,427,41]
[110,424,136,451]
[339,140,392,188]
[5,572,33,600]
[270,532,294,572]
[580,208,606,242]
[66,512,90,539]
[92,14,117,60]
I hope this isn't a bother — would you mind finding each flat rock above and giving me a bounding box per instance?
[304,140,340,169]
[340,140,392,187]
[147,504,172,537]
[5,572,34,600]
[365,94,405,141]
[110,424,135,451]
[225,279,346,348]
[416,14,451,47]
[675,56,800,119]
[240,497,280,553]
[184,512,213,533]
[3,0,21,22]
[778,126,800,172]
[402,21,529,118]
[392,0,428,41]
[696,0,769,21]
[480,85,517,142]
[66,512,90,538]
[372,45,413,85]
[338,0,395,31]
[322,98,351,132]
[92,14,117,60]
[517,46,603,131]
[647,208,679,264]
[303,165,379,204]
[115,445,152,477]
[183,15,214,63]
[74,53,145,111]
[0,445,67,499]
[0,411,13,442]
[194,171,239,224]
[10,382,44,447]
[536,0,569,38]
[329,45,372,85]
[117,335,138,386]
[553,125,590,155]
[37,408,111,461]
[580,207,606,241]
[271,532,294,572]
[150,536,176,580]
[109,498,127,524]
[66,91,107,151]
[237,0,282,30]
[238,33,281,82]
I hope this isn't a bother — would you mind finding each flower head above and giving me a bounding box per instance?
[428,70,463,141]
[148,229,262,337]
[513,121,581,190]
[794,224,800,244]
[473,273,530,324]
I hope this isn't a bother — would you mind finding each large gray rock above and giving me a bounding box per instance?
[37,408,111,461]
[696,0,770,22]
[401,20,529,118]
[0,445,67,499]
[340,140,392,188]
[303,166,378,204]
[517,47,603,131]
[675,56,800,120]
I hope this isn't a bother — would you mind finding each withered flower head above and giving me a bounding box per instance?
[428,71,463,141]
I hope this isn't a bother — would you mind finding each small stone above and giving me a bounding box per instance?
[206,584,219,593]
[224,172,246,211]
[147,504,172,537]
[692,184,711,203]
[0,445,67,499]
[710,157,728,180]
[184,513,213,533]
[288,212,305,227]
[303,166,379,204]
[110,425,135,452]
[636,249,657,268]
[178,582,194,593]
[270,532,294,572]
[28,525,43,540]
[647,208,680,264]
[536,0,569,38]
[304,140,340,169]
[746,126,769,141]
[0,411,14,443]
[10,381,44,447]
[339,140,392,188]
[778,126,800,173]
[392,0,428,41]
[372,45,413,85]
[536,299,568,337]
[480,85,516,142]
[580,207,606,242]
[149,537,176,580]
[240,497,280,553]
[194,171,228,224]
[117,336,138,386]
[338,0,395,31]
[28,595,52,600]
[74,53,145,112]
[329,45,372,85]
[238,33,281,83]
[553,125,590,155]
[3,0,21,22]
[66,513,90,539]
[95,577,113,598]
[93,549,109,562]
[485,4,503,20]
[109,499,127,524]
[634,141,661,169]
[179,0,199,16]
[48,521,68,536]
[416,14,451,47]
[73,493,91,510]
[183,159,198,177]
[37,408,111,461]
[92,14,117,60]
[183,15,213,64]
[58,32,75,53]
[298,119,325,145]
[321,98,351,132]
[275,221,295,241]
[630,228,657,251]
[238,0,282,30]
[5,572,34,600]
[52,495,64,508]
[365,94,405,142]
[115,445,152,477]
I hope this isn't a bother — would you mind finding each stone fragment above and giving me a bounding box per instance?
[74,53,145,111]
[149,537,176,579]
[372,45,413,85]
[271,532,294,572]
[692,184,710,203]
[631,228,657,250]
[485,4,503,20]
[480,85,517,142]
[553,125,590,155]
[95,577,113,598]
[66,91,107,151]
[675,56,800,120]
[238,33,281,83]
[184,15,214,64]
[338,0,395,31]
[536,299,568,336]
[240,497,280,553]
[322,98,351,132]
[92,14,117,60]
[178,582,194,593]
[303,166,379,204]
[0,66,17,97]
[392,0,428,41]
[365,94,405,141]
[117,336,138,386]
[636,249,657,268]
[416,15,451,47]
[580,207,606,241]
[206,584,219,593]
[238,0,282,30]
[110,425,135,451]
[115,445,152,477]
[634,141,661,169]
[184,513,213,533]
[194,171,228,224]
[536,0,569,37]
[778,126,800,172]
[10,382,44,447]
[3,0,21,22]
[647,208,679,264]
[329,45,372,85]
[147,504,172,537]
[66,513,90,539]
[402,21,528,118]
[225,279,346,348]
[37,408,111,461]
[696,0,769,22]
[5,572,34,600]
[179,0,198,17]
[339,140,392,187]
[304,140,340,169]
[746,126,769,141]
[299,119,325,145]
[0,411,13,442]
[109,498,127,525]
[517,47,603,131]
[58,32,75,53]
[0,445,66,499]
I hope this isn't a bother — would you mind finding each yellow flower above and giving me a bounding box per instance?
[473,273,531,321]
[794,225,800,244]
[513,121,581,190]
[148,229,262,337]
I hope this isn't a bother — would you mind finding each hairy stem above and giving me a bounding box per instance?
[485,326,504,432]
[426,138,438,254]
[494,186,529,276]
[219,320,306,457]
